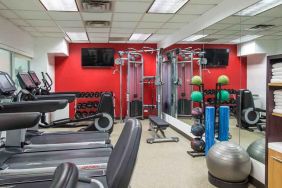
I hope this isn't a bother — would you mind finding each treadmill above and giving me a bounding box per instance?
[0,71,110,151]
[0,112,111,180]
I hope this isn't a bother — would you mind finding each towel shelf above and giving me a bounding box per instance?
[268,83,282,87]
[272,113,282,118]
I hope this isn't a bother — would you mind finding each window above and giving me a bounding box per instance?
[0,48,11,74]
[11,54,31,89]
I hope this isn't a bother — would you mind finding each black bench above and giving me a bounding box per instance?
[147,116,179,144]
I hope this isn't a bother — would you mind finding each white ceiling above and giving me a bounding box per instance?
[0,0,281,44]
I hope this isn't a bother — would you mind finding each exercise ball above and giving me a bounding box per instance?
[206,142,251,182]
[247,139,265,164]
[191,123,205,137]
[218,75,229,85]
[191,75,202,85]
[191,91,203,102]
[217,90,230,102]
[191,138,205,152]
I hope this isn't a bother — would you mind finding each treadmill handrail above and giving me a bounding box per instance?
[0,100,68,113]
[0,113,41,131]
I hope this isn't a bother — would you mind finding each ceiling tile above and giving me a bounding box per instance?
[156,29,177,34]
[111,28,134,34]
[169,14,200,23]
[20,26,37,32]
[111,21,138,28]
[217,16,249,24]
[162,22,184,29]
[88,32,109,38]
[81,13,112,21]
[242,17,276,25]
[43,32,65,37]
[225,24,256,31]
[201,29,218,34]
[134,28,157,33]
[0,0,44,11]
[110,33,131,37]
[16,10,50,20]
[142,14,173,22]
[206,23,231,30]
[26,19,56,27]
[10,19,30,26]
[179,4,216,15]
[256,5,282,17]
[48,12,81,21]
[36,26,61,32]
[146,34,167,42]
[86,28,110,32]
[259,35,282,40]
[29,31,44,37]
[189,0,224,4]
[113,13,142,22]
[0,3,7,9]
[214,30,239,35]
[137,22,164,29]
[63,27,86,32]
[0,10,18,19]
[268,18,282,26]
[114,2,151,13]
[56,20,84,27]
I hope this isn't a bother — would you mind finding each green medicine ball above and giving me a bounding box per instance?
[218,75,229,85]
[191,91,203,102]
[191,76,202,86]
[217,90,230,102]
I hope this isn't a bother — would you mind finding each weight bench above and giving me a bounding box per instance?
[147,116,179,144]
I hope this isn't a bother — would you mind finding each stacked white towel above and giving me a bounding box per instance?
[273,90,282,113]
[271,63,282,83]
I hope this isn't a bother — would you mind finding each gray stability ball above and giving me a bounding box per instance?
[206,142,252,182]
[247,139,265,164]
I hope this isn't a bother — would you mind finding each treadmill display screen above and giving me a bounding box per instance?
[0,74,16,93]
[29,71,41,85]
[21,74,36,89]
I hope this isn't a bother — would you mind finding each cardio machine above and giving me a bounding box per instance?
[236,89,266,132]
[0,71,111,150]
[16,72,114,133]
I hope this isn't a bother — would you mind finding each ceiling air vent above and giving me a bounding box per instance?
[85,21,111,28]
[77,0,113,12]
[197,38,218,43]
[109,37,129,41]
[248,24,275,31]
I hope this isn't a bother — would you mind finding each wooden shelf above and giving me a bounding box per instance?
[272,113,282,117]
[268,83,282,87]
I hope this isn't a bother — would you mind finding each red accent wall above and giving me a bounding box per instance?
[55,43,246,118]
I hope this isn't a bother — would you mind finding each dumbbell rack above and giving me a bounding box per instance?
[187,84,206,158]
[75,92,111,119]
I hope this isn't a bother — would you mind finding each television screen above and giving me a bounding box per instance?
[204,49,229,67]
[81,48,115,67]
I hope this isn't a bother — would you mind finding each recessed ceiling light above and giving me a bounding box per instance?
[129,33,152,41]
[148,0,189,14]
[235,0,282,16]
[183,34,208,42]
[231,35,263,43]
[66,32,88,41]
[40,0,78,11]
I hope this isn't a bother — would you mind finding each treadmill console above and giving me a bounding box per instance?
[0,71,17,96]
[17,73,37,91]
[28,71,41,86]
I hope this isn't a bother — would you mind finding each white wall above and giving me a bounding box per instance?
[247,54,267,108]
[0,16,33,57]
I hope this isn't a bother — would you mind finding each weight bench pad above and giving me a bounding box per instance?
[149,116,169,128]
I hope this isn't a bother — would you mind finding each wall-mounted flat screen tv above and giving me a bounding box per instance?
[204,48,229,67]
[81,48,115,67]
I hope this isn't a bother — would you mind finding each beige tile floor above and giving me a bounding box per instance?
[47,118,261,188]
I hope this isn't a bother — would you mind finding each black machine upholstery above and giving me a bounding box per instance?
[106,118,142,188]
[50,163,78,188]
[50,119,142,188]
[0,112,41,131]
[149,116,169,128]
